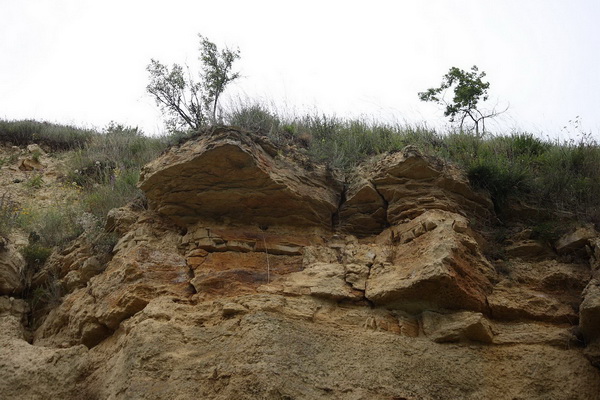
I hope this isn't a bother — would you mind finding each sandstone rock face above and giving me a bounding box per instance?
[34,226,192,348]
[421,310,494,343]
[556,225,598,255]
[2,131,600,399]
[337,175,387,236]
[489,259,589,323]
[365,210,495,313]
[0,242,25,295]
[139,128,342,229]
[338,146,494,236]
[580,279,600,342]
[369,147,493,225]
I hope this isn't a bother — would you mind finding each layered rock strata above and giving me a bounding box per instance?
[1,128,599,399]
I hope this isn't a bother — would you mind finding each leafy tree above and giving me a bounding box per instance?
[147,34,240,131]
[419,65,504,136]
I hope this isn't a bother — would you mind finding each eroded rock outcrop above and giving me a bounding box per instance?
[139,128,343,229]
[0,241,25,295]
[365,210,495,313]
[2,128,600,399]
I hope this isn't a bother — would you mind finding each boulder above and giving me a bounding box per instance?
[488,280,578,323]
[139,128,342,229]
[421,310,494,343]
[504,240,555,259]
[26,144,46,154]
[369,147,493,224]
[18,157,44,171]
[365,210,495,313]
[555,225,597,255]
[278,262,361,301]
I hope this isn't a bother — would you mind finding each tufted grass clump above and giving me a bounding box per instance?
[20,243,53,268]
[25,174,44,189]
[18,206,86,248]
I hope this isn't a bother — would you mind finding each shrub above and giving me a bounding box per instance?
[18,206,85,248]
[226,101,280,134]
[467,160,529,211]
[83,169,144,221]
[65,123,166,187]
[28,274,63,328]
[25,174,44,189]
[20,244,52,267]
[0,119,95,150]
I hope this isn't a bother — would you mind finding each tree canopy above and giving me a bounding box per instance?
[419,66,503,136]
[147,35,240,131]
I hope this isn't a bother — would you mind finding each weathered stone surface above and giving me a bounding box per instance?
[499,259,590,293]
[0,243,25,295]
[491,321,577,348]
[584,340,600,368]
[35,241,193,348]
[0,333,89,400]
[0,296,29,338]
[105,205,139,234]
[365,210,495,313]
[580,279,600,343]
[191,251,302,297]
[277,262,362,301]
[369,147,493,224]
[504,240,555,259]
[421,310,494,343]
[76,298,600,399]
[338,175,387,236]
[556,225,597,255]
[139,128,342,229]
[3,137,600,399]
[488,280,578,323]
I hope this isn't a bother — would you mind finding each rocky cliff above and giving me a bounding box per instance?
[1,128,599,399]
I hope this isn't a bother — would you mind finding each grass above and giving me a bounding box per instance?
[223,100,600,226]
[18,205,85,248]
[25,174,44,189]
[64,123,166,222]
[3,106,600,245]
[0,119,95,150]
[2,121,168,260]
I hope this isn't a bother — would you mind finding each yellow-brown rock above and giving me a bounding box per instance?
[0,242,25,295]
[139,127,343,229]
[365,210,495,313]
[1,133,600,399]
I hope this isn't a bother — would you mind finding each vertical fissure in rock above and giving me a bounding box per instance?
[370,180,390,228]
[332,184,348,232]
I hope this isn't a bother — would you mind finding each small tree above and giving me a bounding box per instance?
[147,34,240,131]
[419,65,504,136]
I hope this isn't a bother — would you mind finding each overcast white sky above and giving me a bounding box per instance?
[1,0,599,138]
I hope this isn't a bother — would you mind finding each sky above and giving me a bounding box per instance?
[1,0,599,139]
